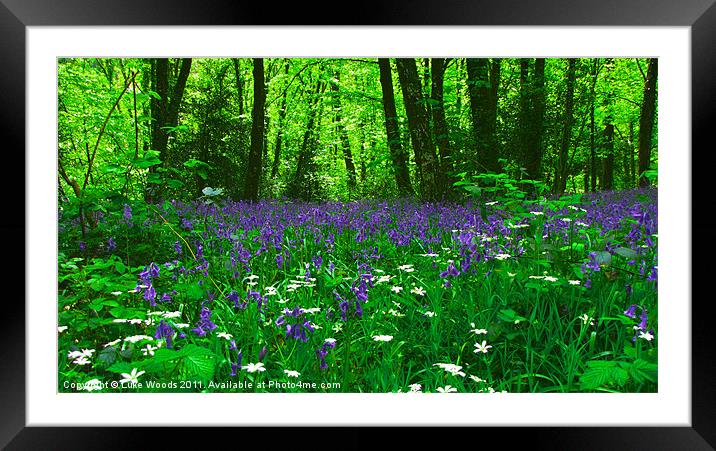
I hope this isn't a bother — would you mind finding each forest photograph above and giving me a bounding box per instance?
[57,56,658,394]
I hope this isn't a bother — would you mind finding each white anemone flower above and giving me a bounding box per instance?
[119,368,145,384]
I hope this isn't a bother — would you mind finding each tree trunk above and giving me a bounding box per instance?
[150,58,168,163]
[395,58,440,199]
[555,58,576,193]
[602,123,615,190]
[638,58,658,187]
[590,59,598,192]
[466,58,500,173]
[378,58,413,196]
[150,58,191,169]
[518,59,530,172]
[431,58,452,193]
[331,71,357,192]
[288,79,325,200]
[271,60,290,178]
[629,120,636,187]
[243,58,266,201]
[233,59,244,117]
[602,58,615,191]
[526,58,545,182]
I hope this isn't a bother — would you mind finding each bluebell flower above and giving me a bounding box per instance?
[144,285,157,306]
[258,346,267,362]
[316,340,336,370]
[191,306,217,336]
[638,309,648,330]
[123,204,132,224]
[623,304,638,319]
[154,320,175,348]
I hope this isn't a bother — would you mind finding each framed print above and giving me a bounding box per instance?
[4,0,713,448]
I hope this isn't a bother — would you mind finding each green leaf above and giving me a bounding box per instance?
[167,179,185,189]
[614,247,638,260]
[593,251,612,266]
[132,153,162,169]
[106,361,137,374]
[98,346,118,366]
[629,359,657,384]
[179,345,217,380]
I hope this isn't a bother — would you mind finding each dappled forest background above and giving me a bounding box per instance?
[58,57,657,204]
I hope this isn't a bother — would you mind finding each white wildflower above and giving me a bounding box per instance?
[638,330,654,341]
[119,368,145,384]
[437,385,457,393]
[474,341,492,354]
[411,286,426,296]
[243,362,266,373]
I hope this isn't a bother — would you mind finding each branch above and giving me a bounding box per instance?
[82,76,133,190]
[266,61,323,108]
[635,58,646,82]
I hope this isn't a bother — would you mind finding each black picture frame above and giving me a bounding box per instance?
[4,0,711,448]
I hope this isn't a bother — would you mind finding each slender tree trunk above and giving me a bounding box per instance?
[455,59,462,124]
[602,123,615,190]
[629,120,636,187]
[638,58,658,187]
[395,58,439,199]
[518,59,530,172]
[526,58,546,182]
[466,58,500,173]
[150,58,168,163]
[601,58,616,191]
[150,58,192,169]
[555,58,576,193]
[488,59,501,163]
[378,58,413,196]
[422,58,432,122]
[431,58,452,193]
[590,59,598,192]
[271,60,290,178]
[243,58,266,200]
[331,71,357,192]
[289,79,325,200]
[233,58,244,117]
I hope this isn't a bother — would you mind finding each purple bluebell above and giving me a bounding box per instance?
[144,285,157,306]
[623,304,638,319]
[123,204,132,224]
[191,306,217,336]
[154,320,175,348]
[638,309,648,330]
[316,340,336,370]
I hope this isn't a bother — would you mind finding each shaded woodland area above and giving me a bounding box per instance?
[58,57,657,205]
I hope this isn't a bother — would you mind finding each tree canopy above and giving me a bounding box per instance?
[58,57,657,206]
